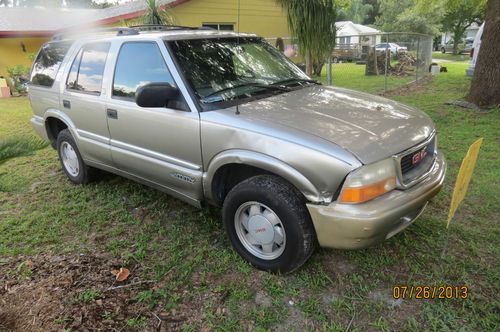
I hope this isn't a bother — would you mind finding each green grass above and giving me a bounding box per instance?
[0,98,48,165]
[76,289,102,302]
[0,64,499,330]
[431,51,470,62]
[317,62,419,94]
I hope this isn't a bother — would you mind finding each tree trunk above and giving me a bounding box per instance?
[468,0,500,107]
[305,52,313,77]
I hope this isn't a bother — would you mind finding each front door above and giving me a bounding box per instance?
[105,41,203,202]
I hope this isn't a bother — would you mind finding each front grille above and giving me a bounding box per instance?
[399,136,436,185]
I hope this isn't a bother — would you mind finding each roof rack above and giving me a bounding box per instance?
[52,27,139,41]
[129,24,214,31]
[51,25,215,41]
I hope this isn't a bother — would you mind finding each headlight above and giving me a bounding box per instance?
[339,158,397,204]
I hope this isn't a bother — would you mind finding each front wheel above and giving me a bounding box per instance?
[222,175,317,273]
[441,47,446,54]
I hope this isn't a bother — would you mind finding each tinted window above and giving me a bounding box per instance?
[66,43,109,94]
[113,42,174,99]
[66,49,82,90]
[30,41,72,87]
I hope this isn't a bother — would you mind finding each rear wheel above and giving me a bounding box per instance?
[56,129,98,184]
[223,175,317,273]
[441,47,446,54]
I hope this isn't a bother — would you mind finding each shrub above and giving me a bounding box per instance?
[7,64,30,94]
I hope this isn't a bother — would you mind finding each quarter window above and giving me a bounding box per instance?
[30,41,72,87]
[66,42,110,94]
[112,42,174,100]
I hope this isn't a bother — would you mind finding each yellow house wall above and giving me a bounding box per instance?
[0,0,292,76]
[0,37,47,77]
[115,0,290,38]
[168,0,290,38]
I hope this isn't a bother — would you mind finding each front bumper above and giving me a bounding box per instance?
[307,152,446,249]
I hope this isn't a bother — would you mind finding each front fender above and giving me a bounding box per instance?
[203,149,324,203]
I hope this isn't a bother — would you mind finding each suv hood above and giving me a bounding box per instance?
[237,85,434,164]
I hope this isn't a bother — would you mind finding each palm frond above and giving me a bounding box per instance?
[277,0,337,60]
[143,0,174,25]
[0,136,48,165]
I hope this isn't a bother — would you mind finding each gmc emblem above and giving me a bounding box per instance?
[412,148,428,165]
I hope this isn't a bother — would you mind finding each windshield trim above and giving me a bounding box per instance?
[164,37,315,111]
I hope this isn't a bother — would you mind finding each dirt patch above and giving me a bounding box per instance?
[0,252,188,331]
[381,76,432,97]
[320,252,358,277]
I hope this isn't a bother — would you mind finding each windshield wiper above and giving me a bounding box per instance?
[272,78,321,87]
[201,82,290,103]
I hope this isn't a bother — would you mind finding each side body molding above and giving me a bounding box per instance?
[203,149,323,203]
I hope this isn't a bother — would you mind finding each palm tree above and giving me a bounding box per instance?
[276,0,337,76]
[143,0,174,25]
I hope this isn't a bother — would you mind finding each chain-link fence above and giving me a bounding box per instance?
[266,32,433,94]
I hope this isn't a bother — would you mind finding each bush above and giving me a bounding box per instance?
[7,65,30,94]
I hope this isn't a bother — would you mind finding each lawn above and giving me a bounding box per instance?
[431,51,470,62]
[0,63,499,331]
[317,62,417,94]
[316,52,471,95]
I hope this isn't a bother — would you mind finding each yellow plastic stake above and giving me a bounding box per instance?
[447,138,483,228]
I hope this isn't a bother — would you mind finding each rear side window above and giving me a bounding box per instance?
[66,42,110,94]
[113,42,174,100]
[30,41,72,87]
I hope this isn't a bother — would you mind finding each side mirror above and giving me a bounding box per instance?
[135,82,179,108]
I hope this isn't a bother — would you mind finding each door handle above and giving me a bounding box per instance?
[63,100,71,109]
[107,109,118,119]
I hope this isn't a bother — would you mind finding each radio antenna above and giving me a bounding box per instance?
[235,0,241,115]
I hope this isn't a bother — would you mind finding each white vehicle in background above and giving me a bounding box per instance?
[467,22,485,76]
[375,43,408,55]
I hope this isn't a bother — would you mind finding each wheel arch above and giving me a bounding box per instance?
[204,150,323,206]
[44,110,78,148]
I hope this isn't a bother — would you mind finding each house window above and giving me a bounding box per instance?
[339,37,351,45]
[202,23,234,31]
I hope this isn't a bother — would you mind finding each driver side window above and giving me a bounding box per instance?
[112,42,177,102]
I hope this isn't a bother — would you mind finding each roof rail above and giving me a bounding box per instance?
[52,27,139,41]
[129,24,197,31]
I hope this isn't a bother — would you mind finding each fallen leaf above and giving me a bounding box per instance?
[111,268,130,282]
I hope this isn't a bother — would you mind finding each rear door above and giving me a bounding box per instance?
[60,42,113,166]
[105,40,203,203]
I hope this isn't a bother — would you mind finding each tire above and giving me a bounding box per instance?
[223,175,317,273]
[56,129,98,184]
[441,47,446,54]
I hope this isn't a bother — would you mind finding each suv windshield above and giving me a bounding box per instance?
[167,37,312,105]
